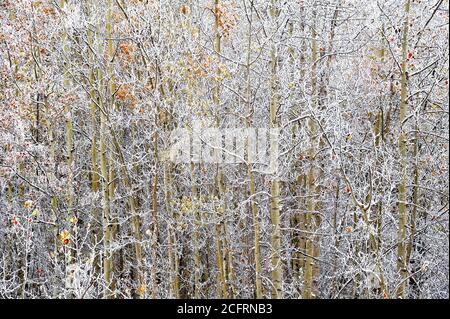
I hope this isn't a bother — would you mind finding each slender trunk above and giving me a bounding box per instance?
[293,5,307,290]
[269,0,282,299]
[407,127,419,263]
[191,164,202,299]
[212,0,229,299]
[164,163,180,298]
[244,5,262,299]
[60,0,75,266]
[150,148,159,299]
[99,0,113,298]
[303,6,318,299]
[86,2,101,283]
[397,0,411,299]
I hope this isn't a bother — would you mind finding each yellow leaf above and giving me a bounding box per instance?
[59,230,70,242]
[24,200,34,209]
[138,285,146,297]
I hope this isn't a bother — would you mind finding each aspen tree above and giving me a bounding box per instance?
[191,164,202,299]
[182,9,203,298]
[184,21,203,298]
[60,0,75,264]
[406,123,419,276]
[86,0,101,277]
[288,22,307,294]
[150,111,160,299]
[244,1,263,299]
[96,0,114,298]
[293,4,308,282]
[212,0,230,299]
[40,16,60,295]
[269,0,282,299]
[373,105,388,298]
[371,31,389,298]
[303,5,318,300]
[152,19,178,299]
[165,163,180,298]
[397,0,411,299]
[58,5,79,294]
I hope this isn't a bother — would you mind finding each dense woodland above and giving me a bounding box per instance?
[0,0,448,299]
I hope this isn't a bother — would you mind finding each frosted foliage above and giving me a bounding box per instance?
[0,0,448,299]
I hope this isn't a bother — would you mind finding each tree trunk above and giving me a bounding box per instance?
[397,0,411,299]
